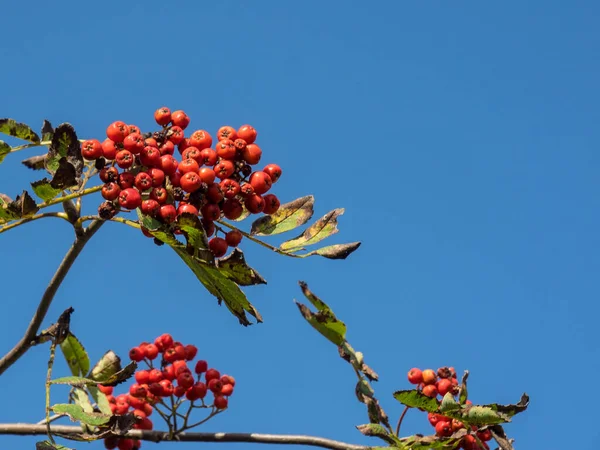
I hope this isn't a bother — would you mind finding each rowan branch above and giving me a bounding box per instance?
[0,219,104,376]
[0,424,372,450]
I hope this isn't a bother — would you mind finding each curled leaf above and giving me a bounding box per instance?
[393,389,440,412]
[51,403,111,427]
[216,248,267,286]
[0,118,40,143]
[31,178,62,201]
[280,208,344,251]
[46,123,78,174]
[0,141,9,165]
[295,281,346,345]
[298,241,361,260]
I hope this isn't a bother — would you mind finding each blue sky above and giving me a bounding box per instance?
[1,1,599,449]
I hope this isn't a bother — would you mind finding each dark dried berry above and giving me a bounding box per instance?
[94,158,106,170]
[153,238,165,247]
[98,201,118,219]
[240,164,252,177]
[172,187,186,201]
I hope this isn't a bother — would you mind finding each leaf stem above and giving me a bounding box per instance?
[9,140,52,153]
[37,184,103,210]
[76,215,141,229]
[45,342,57,443]
[0,212,70,234]
[0,219,104,376]
[216,219,302,258]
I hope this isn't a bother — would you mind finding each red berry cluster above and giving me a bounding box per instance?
[407,367,492,450]
[84,108,283,257]
[101,333,235,450]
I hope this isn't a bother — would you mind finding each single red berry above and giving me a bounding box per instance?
[147,368,164,384]
[263,164,282,183]
[240,183,255,197]
[237,124,257,144]
[119,188,142,210]
[115,149,134,169]
[182,146,202,163]
[129,347,145,362]
[148,382,163,397]
[221,383,234,396]
[189,381,208,399]
[436,378,453,396]
[150,187,168,204]
[117,172,135,189]
[173,385,187,398]
[214,160,235,179]
[422,369,437,385]
[184,344,198,360]
[137,417,153,431]
[249,171,272,195]
[201,203,221,221]
[159,155,178,176]
[140,146,161,167]
[99,166,119,183]
[141,199,160,217]
[158,379,174,396]
[129,383,148,398]
[135,370,150,385]
[435,421,452,437]
[214,395,228,410]
[422,384,438,398]
[145,137,158,147]
[168,126,185,145]
[199,148,218,166]
[123,133,145,155]
[477,430,492,441]
[154,107,172,126]
[106,121,129,143]
[102,139,119,160]
[180,172,202,193]
[178,138,191,154]
[148,168,165,187]
[173,360,188,374]
[135,172,153,191]
[241,143,262,165]
[81,139,103,160]
[209,237,228,257]
[233,138,247,151]
[127,124,141,135]
[177,202,199,216]
[217,125,237,141]
[245,194,265,214]
[101,182,121,201]
[160,140,175,155]
[194,360,208,374]
[171,110,190,129]
[206,183,224,203]
[163,348,179,364]
[262,194,280,215]
[215,139,236,160]
[104,436,119,449]
[159,333,174,348]
[199,167,216,184]
[205,368,221,382]
[223,199,243,220]
[189,130,212,149]
[451,418,464,432]
[208,378,223,393]
[159,204,177,223]
[220,179,240,198]
[225,230,243,247]
[117,438,135,450]
[177,371,195,389]
[178,158,200,174]
[220,375,236,387]
[98,384,114,395]
[428,413,448,426]
[407,368,423,385]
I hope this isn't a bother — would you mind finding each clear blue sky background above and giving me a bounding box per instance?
[1,2,599,449]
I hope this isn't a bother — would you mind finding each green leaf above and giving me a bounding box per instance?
[36,441,73,450]
[60,332,90,376]
[46,123,79,174]
[0,118,40,143]
[31,178,62,201]
[174,247,262,325]
[294,281,346,346]
[0,190,39,221]
[297,241,361,260]
[88,385,112,415]
[94,361,137,387]
[356,423,405,446]
[481,393,529,418]
[176,213,213,262]
[41,119,54,141]
[440,393,461,413]
[0,194,19,223]
[88,350,121,381]
[51,376,98,386]
[280,208,345,251]
[139,210,262,326]
[339,341,379,381]
[72,387,94,413]
[216,248,267,286]
[459,370,468,404]
[462,405,511,425]
[51,403,111,426]
[0,141,10,165]
[393,389,440,412]
[250,195,314,236]
[399,434,464,450]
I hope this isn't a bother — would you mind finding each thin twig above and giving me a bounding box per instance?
[45,343,57,443]
[37,184,103,210]
[0,212,70,234]
[0,219,104,376]
[394,405,409,436]
[216,219,303,258]
[36,414,65,425]
[0,424,372,450]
